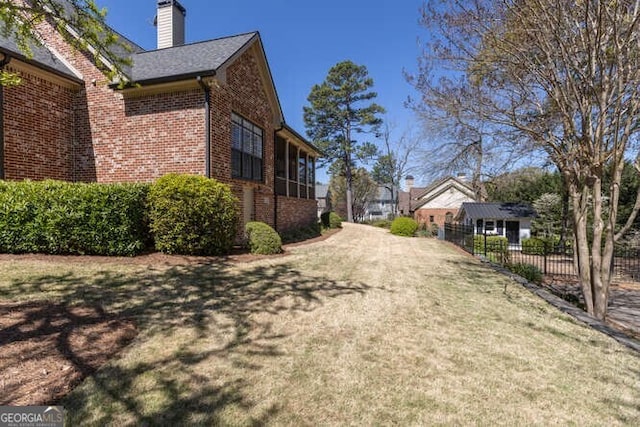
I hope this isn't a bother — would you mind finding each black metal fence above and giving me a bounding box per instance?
[443,223,640,283]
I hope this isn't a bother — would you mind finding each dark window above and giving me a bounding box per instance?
[288,145,298,181]
[429,215,435,223]
[476,219,483,233]
[445,212,454,223]
[497,220,504,235]
[275,137,286,179]
[275,137,287,195]
[231,113,263,181]
[308,158,316,198]
[299,152,307,186]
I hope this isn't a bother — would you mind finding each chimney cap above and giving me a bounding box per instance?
[406,175,414,181]
[157,0,186,15]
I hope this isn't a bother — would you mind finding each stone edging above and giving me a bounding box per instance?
[481,259,640,353]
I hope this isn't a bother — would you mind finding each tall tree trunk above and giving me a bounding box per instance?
[345,153,354,223]
[570,181,595,315]
[590,176,607,320]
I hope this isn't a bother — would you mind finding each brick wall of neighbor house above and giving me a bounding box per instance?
[2,66,76,180]
[415,208,459,229]
[277,197,318,233]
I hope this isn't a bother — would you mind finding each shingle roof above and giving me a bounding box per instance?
[0,0,143,80]
[459,202,536,219]
[129,32,257,84]
[0,33,80,81]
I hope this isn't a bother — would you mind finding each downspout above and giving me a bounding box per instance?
[273,123,285,231]
[0,53,10,180]
[197,75,212,178]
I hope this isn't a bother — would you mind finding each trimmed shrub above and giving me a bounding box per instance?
[147,174,239,255]
[0,180,149,255]
[390,217,418,237]
[329,212,342,228]
[522,237,546,255]
[321,211,342,229]
[507,263,543,284]
[245,222,283,254]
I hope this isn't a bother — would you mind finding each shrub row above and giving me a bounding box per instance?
[0,180,149,256]
[468,235,509,254]
[0,174,240,256]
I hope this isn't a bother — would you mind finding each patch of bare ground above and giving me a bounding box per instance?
[0,229,340,406]
[0,301,136,405]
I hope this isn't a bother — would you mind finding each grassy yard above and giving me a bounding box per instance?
[1,223,639,425]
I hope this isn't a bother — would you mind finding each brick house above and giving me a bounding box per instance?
[399,175,477,231]
[0,0,319,233]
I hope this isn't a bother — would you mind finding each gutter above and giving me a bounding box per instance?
[196,75,213,178]
[0,53,10,180]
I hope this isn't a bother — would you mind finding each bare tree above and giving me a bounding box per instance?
[329,167,378,222]
[415,0,640,320]
[407,56,540,201]
[371,123,420,217]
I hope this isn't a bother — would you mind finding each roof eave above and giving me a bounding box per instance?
[277,123,322,157]
[111,70,217,89]
[0,48,83,85]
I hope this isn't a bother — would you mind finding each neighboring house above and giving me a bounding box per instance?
[364,185,397,221]
[456,202,537,247]
[0,0,319,233]
[399,176,477,230]
[315,184,330,217]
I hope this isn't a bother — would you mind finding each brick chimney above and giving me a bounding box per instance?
[155,0,186,49]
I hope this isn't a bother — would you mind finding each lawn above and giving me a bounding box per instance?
[1,223,639,425]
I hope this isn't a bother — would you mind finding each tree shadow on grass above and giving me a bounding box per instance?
[2,260,377,424]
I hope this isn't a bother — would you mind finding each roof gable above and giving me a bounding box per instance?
[413,177,476,210]
[414,176,475,201]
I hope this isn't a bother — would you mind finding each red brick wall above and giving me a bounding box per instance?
[277,196,318,233]
[415,208,459,229]
[2,67,76,181]
[212,47,277,228]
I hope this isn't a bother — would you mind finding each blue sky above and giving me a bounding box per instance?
[98,0,426,183]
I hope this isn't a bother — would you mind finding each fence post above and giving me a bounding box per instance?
[484,232,487,256]
[543,241,548,276]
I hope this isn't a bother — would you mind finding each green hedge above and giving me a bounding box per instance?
[507,263,543,284]
[147,174,239,255]
[0,180,149,255]
[390,217,418,237]
[245,222,283,255]
[473,235,509,254]
[522,237,545,255]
